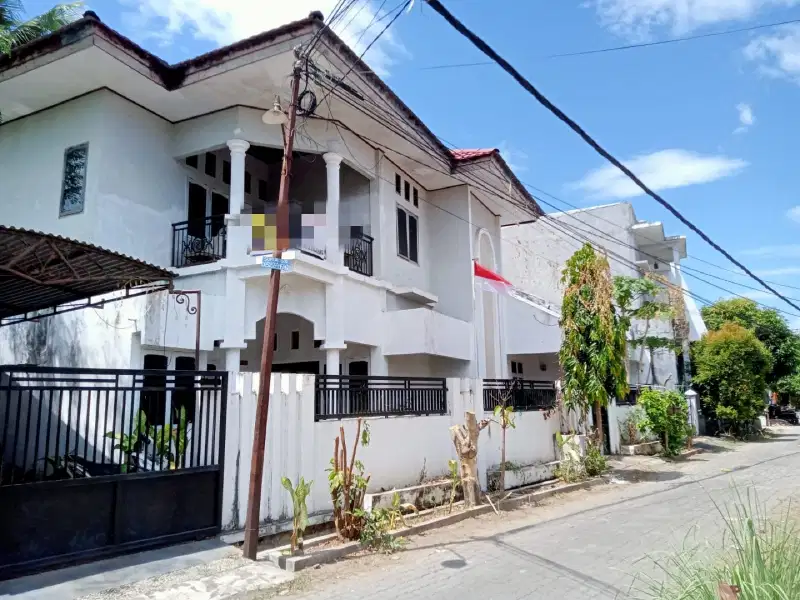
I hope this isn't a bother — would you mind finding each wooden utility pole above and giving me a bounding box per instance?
[242,62,303,560]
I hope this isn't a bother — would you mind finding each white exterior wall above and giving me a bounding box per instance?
[0,90,501,379]
[502,202,683,389]
[221,374,560,530]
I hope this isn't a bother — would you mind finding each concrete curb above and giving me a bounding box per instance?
[264,478,605,573]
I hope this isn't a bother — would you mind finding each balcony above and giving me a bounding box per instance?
[172,217,227,268]
[344,232,374,277]
[483,379,557,412]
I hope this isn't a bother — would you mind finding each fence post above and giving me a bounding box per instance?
[473,378,490,492]
[220,371,242,530]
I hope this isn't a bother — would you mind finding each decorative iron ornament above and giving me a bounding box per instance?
[173,291,198,315]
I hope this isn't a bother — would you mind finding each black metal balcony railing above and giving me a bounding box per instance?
[172,217,227,268]
[483,379,556,412]
[344,233,374,277]
[315,375,447,420]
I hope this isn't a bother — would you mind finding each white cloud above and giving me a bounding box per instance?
[497,141,528,172]
[121,0,408,76]
[756,266,800,276]
[734,102,754,133]
[788,206,800,223]
[593,0,800,40]
[740,244,800,258]
[570,149,748,200]
[744,23,800,83]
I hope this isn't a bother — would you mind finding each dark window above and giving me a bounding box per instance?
[222,160,231,184]
[141,354,168,426]
[517,361,523,375]
[210,193,228,236]
[408,214,418,263]
[258,179,268,201]
[413,187,419,207]
[204,152,217,177]
[173,356,197,423]
[397,207,408,258]
[273,333,278,351]
[395,174,401,194]
[187,183,207,238]
[60,143,89,216]
[291,330,300,350]
[314,340,322,349]
[186,155,198,169]
[404,181,410,201]
[511,361,517,375]
[244,171,252,194]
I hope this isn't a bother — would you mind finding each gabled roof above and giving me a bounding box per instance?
[1,11,541,216]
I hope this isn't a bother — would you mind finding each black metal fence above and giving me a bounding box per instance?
[315,375,447,420]
[483,379,556,412]
[0,366,227,579]
[172,217,227,268]
[344,233,374,277]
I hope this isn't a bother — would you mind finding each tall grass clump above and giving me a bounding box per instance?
[632,487,800,599]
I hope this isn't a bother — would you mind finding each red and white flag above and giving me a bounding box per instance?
[474,260,561,318]
[474,261,514,296]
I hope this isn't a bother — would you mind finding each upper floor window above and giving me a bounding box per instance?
[60,143,89,217]
[204,152,217,177]
[186,155,198,169]
[397,206,418,263]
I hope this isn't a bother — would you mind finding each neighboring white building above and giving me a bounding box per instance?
[0,11,541,387]
[502,202,707,392]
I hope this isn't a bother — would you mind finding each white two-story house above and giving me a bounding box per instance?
[502,202,708,395]
[0,10,540,396]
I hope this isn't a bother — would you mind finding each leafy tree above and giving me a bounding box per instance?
[560,244,628,447]
[613,275,678,386]
[692,323,772,436]
[701,298,800,386]
[0,1,81,54]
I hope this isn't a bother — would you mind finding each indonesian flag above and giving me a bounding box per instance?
[474,261,513,295]
[474,260,561,318]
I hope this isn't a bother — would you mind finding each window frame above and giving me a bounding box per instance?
[59,142,90,217]
[396,204,419,264]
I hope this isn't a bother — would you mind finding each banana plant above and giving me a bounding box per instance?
[105,410,148,473]
[281,476,313,555]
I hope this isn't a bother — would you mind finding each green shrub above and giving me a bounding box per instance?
[692,323,772,437]
[637,389,690,456]
[584,441,607,477]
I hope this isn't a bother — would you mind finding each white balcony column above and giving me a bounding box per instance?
[326,349,341,376]
[323,152,343,266]
[227,139,250,216]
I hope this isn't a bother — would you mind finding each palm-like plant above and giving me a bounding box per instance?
[0,1,83,55]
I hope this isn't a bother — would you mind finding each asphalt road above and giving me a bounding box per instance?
[284,430,800,600]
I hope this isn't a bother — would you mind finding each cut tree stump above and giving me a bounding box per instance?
[449,411,489,508]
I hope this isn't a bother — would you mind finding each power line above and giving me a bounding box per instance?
[422,0,800,314]
[418,16,800,70]
[301,53,799,315]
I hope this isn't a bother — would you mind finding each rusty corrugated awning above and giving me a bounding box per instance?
[0,226,174,322]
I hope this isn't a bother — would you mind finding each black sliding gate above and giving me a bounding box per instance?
[0,366,227,580]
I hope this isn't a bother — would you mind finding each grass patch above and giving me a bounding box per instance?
[632,487,800,599]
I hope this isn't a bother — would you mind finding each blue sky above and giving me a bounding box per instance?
[24,0,800,324]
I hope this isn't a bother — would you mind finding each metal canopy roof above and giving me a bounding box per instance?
[0,226,174,323]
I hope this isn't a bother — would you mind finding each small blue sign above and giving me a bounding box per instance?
[261,257,293,272]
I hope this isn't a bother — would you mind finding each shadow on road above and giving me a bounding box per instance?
[609,469,684,483]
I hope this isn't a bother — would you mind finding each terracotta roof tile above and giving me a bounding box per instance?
[449,149,498,161]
